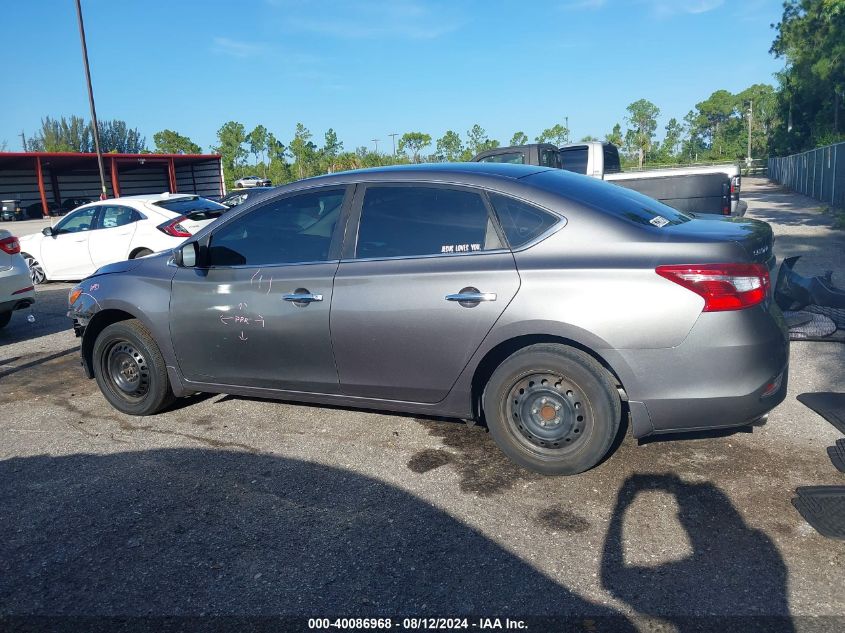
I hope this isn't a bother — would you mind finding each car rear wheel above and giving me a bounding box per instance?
[92,319,174,415]
[483,343,621,475]
[131,248,153,259]
[22,254,46,285]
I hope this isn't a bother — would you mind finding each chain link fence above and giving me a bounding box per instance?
[768,141,844,208]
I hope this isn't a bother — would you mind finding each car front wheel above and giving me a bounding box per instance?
[92,319,174,415]
[483,343,621,475]
[22,254,46,285]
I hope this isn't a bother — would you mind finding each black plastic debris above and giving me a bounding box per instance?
[828,439,845,474]
[797,392,845,435]
[793,486,845,540]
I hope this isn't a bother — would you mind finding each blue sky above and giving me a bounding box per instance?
[1,0,785,154]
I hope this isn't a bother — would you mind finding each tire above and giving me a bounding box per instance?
[22,253,46,285]
[131,248,153,259]
[0,311,11,329]
[92,319,174,415]
[483,343,621,475]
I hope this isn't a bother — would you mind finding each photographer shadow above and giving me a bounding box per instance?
[601,473,794,632]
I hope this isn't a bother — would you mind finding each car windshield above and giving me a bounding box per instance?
[152,196,227,219]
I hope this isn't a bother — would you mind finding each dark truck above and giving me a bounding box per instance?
[473,142,745,217]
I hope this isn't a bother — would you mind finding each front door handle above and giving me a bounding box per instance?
[283,291,323,305]
[445,287,497,306]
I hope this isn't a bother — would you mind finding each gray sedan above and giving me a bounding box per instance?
[68,163,788,475]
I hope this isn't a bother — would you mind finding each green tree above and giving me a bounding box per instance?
[657,118,683,162]
[625,99,660,167]
[98,120,146,153]
[247,125,269,177]
[580,135,599,142]
[605,123,623,147]
[535,123,569,146]
[770,0,845,151]
[211,121,248,184]
[28,115,91,152]
[289,123,317,179]
[153,129,202,154]
[464,124,499,159]
[509,131,529,146]
[321,128,343,172]
[398,132,432,163]
[435,130,463,161]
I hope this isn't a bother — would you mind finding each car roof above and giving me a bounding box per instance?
[115,192,199,203]
[303,162,551,183]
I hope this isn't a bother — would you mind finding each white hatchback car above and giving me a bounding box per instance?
[234,175,271,188]
[18,193,227,284]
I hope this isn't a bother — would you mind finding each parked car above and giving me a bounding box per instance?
[59,197,97,216]
[25,201,61,218]
[474,142,746,217]
[1,200,54,221]
[68,163,788,475]
[234,175,271,188]
[219,187,274,208]
[20,193,227,285]
[0,229,35,329]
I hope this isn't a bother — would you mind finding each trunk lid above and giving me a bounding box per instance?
[662,216,775,270]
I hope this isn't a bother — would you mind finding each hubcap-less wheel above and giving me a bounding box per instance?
[24,255,46,285]
[506,372,591,454]
[106,341,150,400]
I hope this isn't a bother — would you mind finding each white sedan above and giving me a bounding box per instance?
[234,175,271,188]
[18,193,227,284]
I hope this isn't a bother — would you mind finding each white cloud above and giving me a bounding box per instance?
[212,37,265,58]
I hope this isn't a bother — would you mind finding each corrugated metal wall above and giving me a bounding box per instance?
[768,142,845,208]
[0,157,222,211]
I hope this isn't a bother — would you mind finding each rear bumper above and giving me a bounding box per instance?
[0,260,35,312]
[604,302,789,438]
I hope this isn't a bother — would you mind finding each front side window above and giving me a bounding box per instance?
[98,205,138,229]
[55,207,97,233]
[489,193,560,248]
[208,188,345,266]
[478,152,525,165]
[355,186,498,259]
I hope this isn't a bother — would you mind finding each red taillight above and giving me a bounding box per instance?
[157,216,192,238]
[0,235,21,255]
[656,263,770,312]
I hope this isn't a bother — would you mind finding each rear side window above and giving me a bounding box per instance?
[478,152,525,165]
[560,147,588,174]
[489,193,559,248]
[355,186,498,259]
[540,149,560,168]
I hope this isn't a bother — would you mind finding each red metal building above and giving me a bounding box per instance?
[0,152,224,218]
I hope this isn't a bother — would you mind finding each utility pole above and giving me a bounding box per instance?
[75,0,108,200]
[372,138,381,154]
[747,99,753,164]
[19,131,27,152]
[389,133,398,156]
[565,116,569,144]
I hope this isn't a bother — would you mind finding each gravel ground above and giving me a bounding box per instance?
[0,178,844,631]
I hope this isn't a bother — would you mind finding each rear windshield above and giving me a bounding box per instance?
[153,196,227,220]
[525,169,693,227]
[559,147,589,174]
[478,152,525,165]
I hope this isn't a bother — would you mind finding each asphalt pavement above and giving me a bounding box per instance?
[1,178,844,630]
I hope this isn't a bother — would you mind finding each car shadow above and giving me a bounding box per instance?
[601,473,794,632]
[0,448,635,627]
[0,283,74,346]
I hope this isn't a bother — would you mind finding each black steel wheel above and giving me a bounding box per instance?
[484,343,621,475]
[92,319,174,415]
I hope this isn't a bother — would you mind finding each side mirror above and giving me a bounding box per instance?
[42,227,53,237]
[174,242,198,267]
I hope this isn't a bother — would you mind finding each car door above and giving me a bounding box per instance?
[87,205,140,269]
[169,186,352,392]
[39,206,98,279]
[330,183,521,403]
